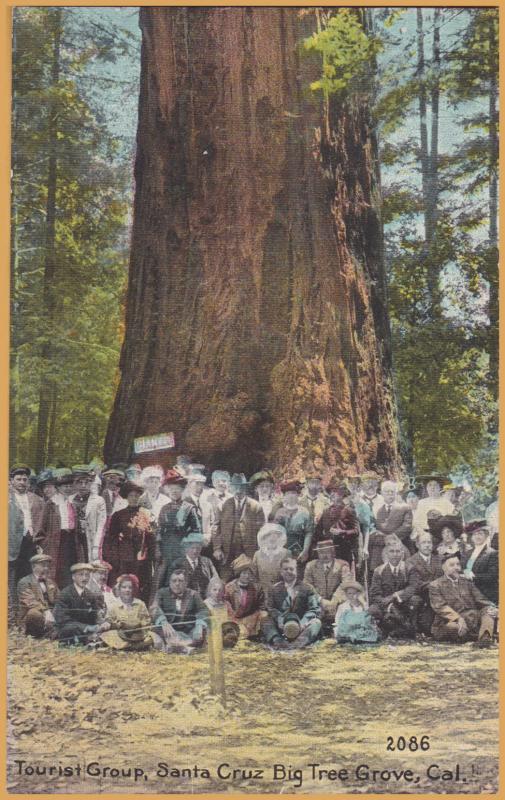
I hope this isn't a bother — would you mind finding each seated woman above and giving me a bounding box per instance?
[101,574,159,651]
[333,580,380,644]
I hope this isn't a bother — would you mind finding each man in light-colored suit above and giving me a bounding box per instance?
[303,540,349,629]
[17,554,59,637]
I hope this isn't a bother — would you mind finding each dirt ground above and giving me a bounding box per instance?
[7,629,499,795]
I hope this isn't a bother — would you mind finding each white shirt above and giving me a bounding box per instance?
[14,492,32,533]
[53,492,72,529]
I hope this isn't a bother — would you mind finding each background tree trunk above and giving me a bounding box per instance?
[105,7,401,479]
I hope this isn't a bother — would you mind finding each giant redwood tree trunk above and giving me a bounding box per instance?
[105,7,402,479]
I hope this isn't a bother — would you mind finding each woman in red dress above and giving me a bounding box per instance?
[102,481,156,603]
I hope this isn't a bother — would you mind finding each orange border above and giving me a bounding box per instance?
[0,2,502,800]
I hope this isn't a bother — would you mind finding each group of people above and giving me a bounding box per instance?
[9,458,499,652]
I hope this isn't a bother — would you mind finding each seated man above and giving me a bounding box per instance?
[224,554,266,638]
[303,540,349,632]
[406,532,443,635]
[17,553,59,638]
[54,563,109,645]
[369,539,419,638]
[429,553,497,645]
[263,556,322,650]
[169,533,218,597]
[151,569,209,653]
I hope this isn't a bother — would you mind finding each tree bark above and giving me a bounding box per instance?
[487,12,498,399]
[34,8,62,469]
[105,8,401,479]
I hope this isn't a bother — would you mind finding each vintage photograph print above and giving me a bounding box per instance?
[7,4,500,796]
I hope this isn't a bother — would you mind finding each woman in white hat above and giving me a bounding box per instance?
[334,579,379,644]
[252,523,289,593]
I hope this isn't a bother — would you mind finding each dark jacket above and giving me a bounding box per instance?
[17,574,59,624]
[151,587,209,635]
[370,561,414,610]
[266,580,321,626]
[54,583,104,634]
[170,555,218,596]
[375,503,413,542]
[406,552,443,598]
[462,546,498,605]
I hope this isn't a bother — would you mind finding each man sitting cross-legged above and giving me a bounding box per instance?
[368,538,419,639]
[429,553,497,646]
[17,553,59,638]
[262,556,322,650]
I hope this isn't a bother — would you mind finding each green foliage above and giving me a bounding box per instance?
[303,10,381,97]
[11,8,136,467]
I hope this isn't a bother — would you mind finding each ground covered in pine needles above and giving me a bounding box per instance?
[7,629,498,795]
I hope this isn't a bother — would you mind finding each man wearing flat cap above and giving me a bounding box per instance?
[54,563,109,645]
[429,552,497,645]
[101,467,127,519]
[17,554,59,638]
[214,474,264,582]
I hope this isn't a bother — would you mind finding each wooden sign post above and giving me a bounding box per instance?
[207,615,226,704]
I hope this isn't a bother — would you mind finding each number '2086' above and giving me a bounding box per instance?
[386,736,430,751]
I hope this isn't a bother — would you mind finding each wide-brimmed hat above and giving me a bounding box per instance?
[230,473,248,488]
[36,469,56,486]
[53,467,74,486]
[90,559,112,572]
[163,469,187,487]
[119,480,144,499]
[222,621,240,649]
[257,523,287,547]
[186,471,207,483]
[314,539,336,551]
[231,554,254,575]
[326,481,350,497]
[341,579,364,594]
[249,470,274,487]
[279,479,303,494]
[140,465,164,484]
[427,514,463,538]
[417,474,449,487]
[283,614,301,641]
[464,519,489,536]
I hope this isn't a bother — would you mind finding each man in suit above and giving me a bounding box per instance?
[17,554,59,638]
[9,465,45,584]
[303,540,349,630]
[429,553,497,645]
[54,563,109,645]
[170,533,218,597]
[369,539,419,638]
[406,532,443,634]
[213,473,264,582]
[461,520,498,604]
[100,467,127,519]
[375,481,414,552]
[151,569,209,653]
[299,474,330,526]
[263,556,322,649]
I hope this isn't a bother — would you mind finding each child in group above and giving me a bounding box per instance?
[333,580,380,644]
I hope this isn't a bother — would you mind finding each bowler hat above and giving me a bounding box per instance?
[249,470,274,487]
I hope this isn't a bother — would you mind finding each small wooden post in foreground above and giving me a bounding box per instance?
[207,615,226,704]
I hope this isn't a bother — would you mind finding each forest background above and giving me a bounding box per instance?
[9,6,499,493]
